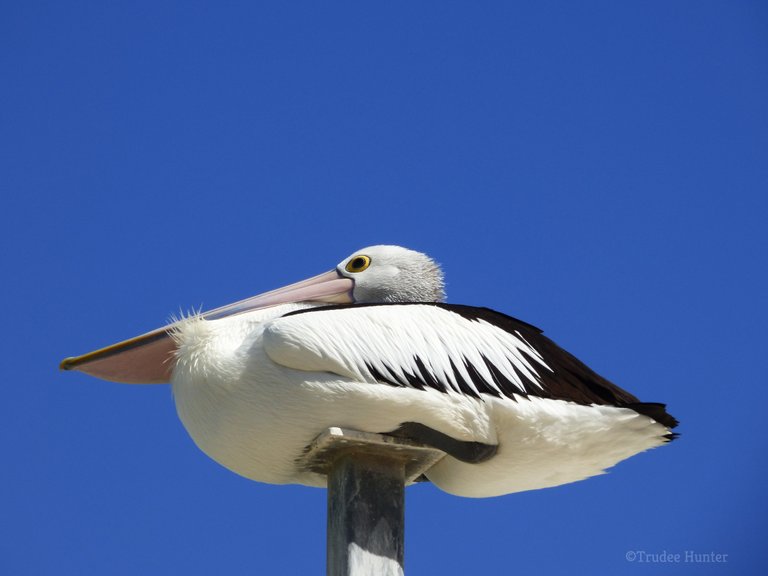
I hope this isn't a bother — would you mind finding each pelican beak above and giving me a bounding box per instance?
[60,270,354,384]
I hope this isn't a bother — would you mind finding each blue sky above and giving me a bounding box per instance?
[2,1,766,574]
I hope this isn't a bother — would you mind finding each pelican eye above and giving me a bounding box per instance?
[345,255,371,273]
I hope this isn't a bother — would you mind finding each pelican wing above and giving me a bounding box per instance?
[264,303,677,428]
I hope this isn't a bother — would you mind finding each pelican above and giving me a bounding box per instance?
[61,245,677,498]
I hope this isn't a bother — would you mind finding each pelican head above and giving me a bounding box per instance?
[337,245,445,304]
[61,245,444,384]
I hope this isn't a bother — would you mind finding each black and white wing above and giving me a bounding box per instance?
[263,303,678,430]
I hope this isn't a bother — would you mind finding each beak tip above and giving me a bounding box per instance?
[59,357,76,371]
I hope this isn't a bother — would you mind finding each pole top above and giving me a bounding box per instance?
[300,427,446,484]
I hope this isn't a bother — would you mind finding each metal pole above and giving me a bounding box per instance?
[301,428,446,576]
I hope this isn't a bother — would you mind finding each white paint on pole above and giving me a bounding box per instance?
[348,542,404,576]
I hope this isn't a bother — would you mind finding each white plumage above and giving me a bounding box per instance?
[62,245,677,498]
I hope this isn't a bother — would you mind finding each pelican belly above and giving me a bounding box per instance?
[170,308,496,487]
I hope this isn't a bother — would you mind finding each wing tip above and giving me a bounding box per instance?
[624,401,679,431]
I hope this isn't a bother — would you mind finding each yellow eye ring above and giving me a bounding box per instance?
[345,255,371,273]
